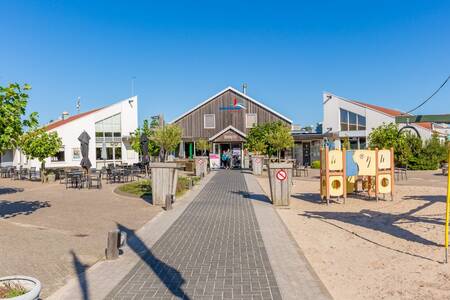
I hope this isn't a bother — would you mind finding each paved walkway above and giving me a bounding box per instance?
[107,170,281,299]
[49,170,331,300]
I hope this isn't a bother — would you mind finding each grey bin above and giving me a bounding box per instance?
[267,162,293,206]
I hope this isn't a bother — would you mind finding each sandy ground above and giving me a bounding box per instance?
[257,170,450,300]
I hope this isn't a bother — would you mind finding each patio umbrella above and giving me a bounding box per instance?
[140,133,149,164]
[78,131,92,169]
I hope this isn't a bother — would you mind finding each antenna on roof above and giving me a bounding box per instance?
[76,97,81,113]
[242,83,248,95]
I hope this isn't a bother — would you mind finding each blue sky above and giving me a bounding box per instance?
[1,1,449,126]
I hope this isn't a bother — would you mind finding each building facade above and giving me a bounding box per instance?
[171,86,292,159]
[322,92,447,149]
[1,96,139,169]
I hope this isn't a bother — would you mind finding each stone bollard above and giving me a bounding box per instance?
[267,162,293,206]
[165,194,173,210]
[105,230,126,260]
[150,163,178,206]
[251,156,264,176]
[194,156,208,177]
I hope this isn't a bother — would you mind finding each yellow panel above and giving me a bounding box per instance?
[378,149,391,170]
[321,178,327,197]
[353,150,376,176]
[328,150,343,171]
[346,176,356,193]
[321,149,326,170]
[329,175,344,197]
[378,174,392,194]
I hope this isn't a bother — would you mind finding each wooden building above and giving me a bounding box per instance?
[171,86,292,160]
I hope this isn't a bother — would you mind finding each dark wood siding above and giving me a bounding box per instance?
[174,90,290,140]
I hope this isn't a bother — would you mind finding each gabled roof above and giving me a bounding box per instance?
[171,86,293,124]
[45,108,103,131]
[208,125,247,142]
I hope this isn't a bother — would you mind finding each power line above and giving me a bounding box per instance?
[404,74,450,115]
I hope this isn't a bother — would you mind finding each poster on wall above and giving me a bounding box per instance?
[209,153,220,169]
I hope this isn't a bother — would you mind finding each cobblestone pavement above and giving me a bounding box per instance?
[107,170,281,300]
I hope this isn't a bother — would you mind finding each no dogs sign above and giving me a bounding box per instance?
[276,169,287,181]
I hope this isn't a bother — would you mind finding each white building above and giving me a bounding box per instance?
[323,92,447,149]
[1,96,139,170]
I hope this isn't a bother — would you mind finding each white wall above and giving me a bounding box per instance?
[21,96,138,170]
[323,92,435,146]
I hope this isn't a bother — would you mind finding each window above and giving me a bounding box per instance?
[340,109,365,132]
[72,148,81,160]
[357,115,366,130]
[115,147,122,159]
[246,113,257,128]
[204,114,215,129]
[340,109,348,131]
[51,148,65,162]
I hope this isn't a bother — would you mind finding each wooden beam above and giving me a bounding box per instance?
[395,114,450,124]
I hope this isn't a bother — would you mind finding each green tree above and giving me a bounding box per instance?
[152,124,182,162]
[368,123,411,166]
[20,128,62,180]
[196,139,210,156]
[130,119,160,158]
[245,124,269,155]
[266,123,294,161]
[0,83,38,164]
[342,136,351,150]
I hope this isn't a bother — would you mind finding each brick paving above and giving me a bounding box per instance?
[107,170,281,300]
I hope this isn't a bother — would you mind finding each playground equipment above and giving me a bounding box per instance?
[320,147,395,205]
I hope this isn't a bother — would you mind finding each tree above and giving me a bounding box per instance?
[196,139,210,156]
[0,83,38,164]
[342,136,351,150]
[245,124,269,155]
[266,123,294,161]
[368,123,411,166]
[152,124,182,162]
[20,128,62,180]
[130,119,160,158]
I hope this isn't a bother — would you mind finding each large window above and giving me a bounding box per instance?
[246,113,257,128]
[51,148,65,162]
[204,114,215,129]
[340,109,366,131]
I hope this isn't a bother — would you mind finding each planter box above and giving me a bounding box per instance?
[268,163,293,206]
[194,156,208,177]
[45,174,56,183]
[150,163,178,206]
[0,276,41,300]
[251,156,264,176]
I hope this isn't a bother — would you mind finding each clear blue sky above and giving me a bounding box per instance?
[1,0,449,127]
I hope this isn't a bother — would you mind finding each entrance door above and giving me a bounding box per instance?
[303,142,311,166]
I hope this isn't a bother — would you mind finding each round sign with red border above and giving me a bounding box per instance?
[198,159,204,165]
[276,169,287,181]
[255,158,261,164]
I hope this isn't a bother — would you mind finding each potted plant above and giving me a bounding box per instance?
[194,139,209,177]
[150,124,182,206]
[265,122,294,206]
[0,275,41,300]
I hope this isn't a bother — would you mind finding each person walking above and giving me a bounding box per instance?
[221,150,227,169]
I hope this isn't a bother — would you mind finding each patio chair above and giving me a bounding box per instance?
[88,172,102,189]
[395,165,408,181]
[59,169,66,184]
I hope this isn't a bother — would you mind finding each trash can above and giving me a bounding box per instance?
[150,162,178,206]
[194,156,208,177]
[252,156,264,176]
[268,162,293,206]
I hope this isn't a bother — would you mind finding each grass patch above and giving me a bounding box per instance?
[118,179,151,198]
[0,282,28,298]
[118,176,201,199]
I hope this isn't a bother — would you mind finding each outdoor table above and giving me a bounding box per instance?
[68,171,85,189]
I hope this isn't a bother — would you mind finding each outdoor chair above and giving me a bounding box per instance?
[0,167,7,178]
[88,172,102,189]
[395,166,408,181]
[59,169,66,184]
[29,167,38,180]
[294,164,309,177]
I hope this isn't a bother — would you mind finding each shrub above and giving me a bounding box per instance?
[311,160,320,169]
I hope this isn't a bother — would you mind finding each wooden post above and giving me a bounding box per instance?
[320,148,323,200]
[325,147,330,205]
[106,230,120,260]
[390,147,395,201]
[342,148,347,204]
[165,194,173,210]
[375,148,379,202]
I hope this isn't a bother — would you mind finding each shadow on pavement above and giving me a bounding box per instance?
[116,223,190,299]
[70,250,89,300]
[0,200,50,219]
[0,187,24,195]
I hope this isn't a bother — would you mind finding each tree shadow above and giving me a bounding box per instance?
[0,187,24,195]
[230,190,272,204]
[70,250,89,300]
[116,223,190,299]
[0,200,50,219]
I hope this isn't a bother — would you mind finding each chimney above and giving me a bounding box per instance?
[61,111,69,120]
[242,83,248,95]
